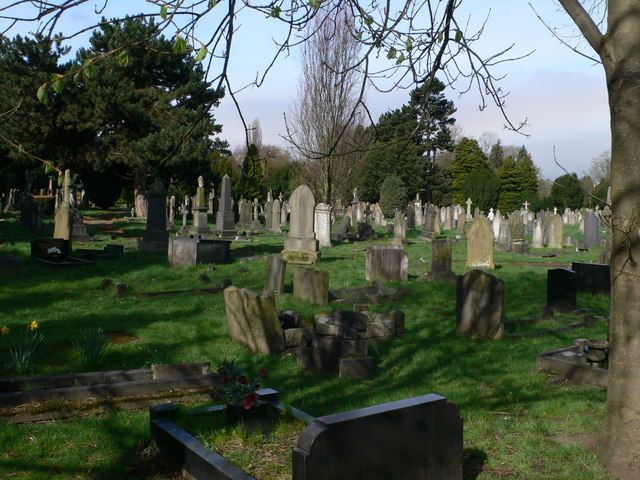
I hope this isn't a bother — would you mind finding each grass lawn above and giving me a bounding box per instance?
[0,210,614,479]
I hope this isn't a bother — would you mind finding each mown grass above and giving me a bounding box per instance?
[0,211,614,479]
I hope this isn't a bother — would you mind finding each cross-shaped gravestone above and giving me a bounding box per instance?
[523,201,529,211]
[466,198,473,216]
[595,205,600,212]
[553,207,558,215]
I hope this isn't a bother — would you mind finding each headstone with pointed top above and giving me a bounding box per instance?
[215,174,236,237]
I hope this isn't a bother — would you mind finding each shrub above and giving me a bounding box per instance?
[379,175,408,218]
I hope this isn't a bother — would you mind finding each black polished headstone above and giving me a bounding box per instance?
[546,268,577,310]
[292,394,463,480]
[571,262,610,296]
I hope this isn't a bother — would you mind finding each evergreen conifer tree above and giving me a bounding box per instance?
[451,137,488,204]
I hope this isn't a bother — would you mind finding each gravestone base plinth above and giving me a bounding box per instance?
[72,223,90,242]
[282,238,320,264]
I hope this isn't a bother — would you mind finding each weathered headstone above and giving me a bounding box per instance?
[392,209,406,245]
[215,174,236,237]
[466,217,494,269]
[265,190,274,230]
[421,205,437,240]
[139,178,169,253]
[427,238,456,283]
[465,198,473,222]
[548,214,563,249]
[223,286,285,354]
[366,246,408,282]
[443,206,452,230]
[53,169,72,242]
[292,394,463,480]
[532,219,544,248]
[265,255,286,294]
[167,237,231,266]
[272,199,282,234]
[282,185,320,264]
[190,176,211,236]
[293,266,329,305]
[583,212,600,249]
[314,203,332,247]
[456,269,505,339]
[406,202,416,230]
[492,211,501,240]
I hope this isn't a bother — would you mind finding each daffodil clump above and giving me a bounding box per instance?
[2,321,43,374]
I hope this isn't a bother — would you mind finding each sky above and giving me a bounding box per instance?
[1,1,610,179]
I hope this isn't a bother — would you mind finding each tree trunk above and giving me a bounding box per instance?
[134,170,148,218]
[598,12,640,476]
[325,157,332,205]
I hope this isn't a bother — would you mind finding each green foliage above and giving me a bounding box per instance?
[81,171,124,209]
[592,180,609,208]
[4,322,43,374]
[267,163,298,198]
[359,141,422,202]
[517,149,539,201]
[239,144,265,201]
[488,140,504,170]
[451,137,488,204]
[72,327,108,369]
[378,175,407,217]
[424,163,452,205]
[463,167,501,212]
[497,156,521,212]
[550,173,584,210]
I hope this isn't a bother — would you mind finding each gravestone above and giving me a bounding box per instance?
[406,202,415,230]
[53,169,72,242]
[546,268,577,311]
[190,176,211,236]
[366,246,408,282]
[548,214,563,249]
[492,211,501,240]
[215,174,236,237]
[265,190,274,230]
[168,195,175,225]
[281,200,289,225]
[282,185,320,264]
[455,212,465,234]
[314,203,332,247]
[223,286,285,354]
[443,206,452,230]
[265,255,286,294]
[167,237,230,266]
[456,269,505,339]
[272,199,282,234]
[465,198,473,222]
[583,212,600,249]
[466,217,494,269]
[139,178,169,253]
[571,262,610,296]
[427,238,456,283]
[392,209,406,245]
[292,394,463,480]
[421,205,437,240]
[293,266,329,305]
[532,219,544,248]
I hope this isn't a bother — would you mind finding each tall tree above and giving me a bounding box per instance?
[497,156,521,212]
[239,144,265,201]
[451,137,488,204]
[289,5,363,204]
[488,140,505,171]
[550,173,584,210]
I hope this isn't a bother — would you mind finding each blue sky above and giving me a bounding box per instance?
[1,1,610,179]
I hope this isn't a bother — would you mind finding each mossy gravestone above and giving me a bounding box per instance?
[466,217,494,269]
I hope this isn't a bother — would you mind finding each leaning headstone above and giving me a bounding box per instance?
[139,178,169,253]
[292,394,463,480]
[546,268,577,311]
[223,286,285,354]
[366,246,408,282]
[314,203,332,247]
[215,174,236,237]
[265,255,286,294]
[293,266,329,305]
[466,217,494,269]
[427,238,456,283]
[282,185,320,264]
[53,169,72,242]
[456,269,505,339]
[583,212,600,249]
[548,214,563,249]
[421,205,437,241]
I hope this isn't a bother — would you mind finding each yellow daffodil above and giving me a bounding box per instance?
[29,321,39,331]
[1,326,8,335]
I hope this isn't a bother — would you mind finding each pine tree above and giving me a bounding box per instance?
[239,144,265,201]
[463,167,501,212]
[550,173,584,210]
[451,137,488,204]
[488,140,505,170]
[516,150,538,203]
[497,155,521,212]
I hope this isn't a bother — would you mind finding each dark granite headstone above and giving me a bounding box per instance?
[167,237,231,266]
[456,269,504,339]
[583,213,600,249]
[139,178,169,253]
[292,394,463,480]
[571,262,610,295]
[546,268,577,311]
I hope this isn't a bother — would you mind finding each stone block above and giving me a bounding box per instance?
[338,356,376,379]
[313,316,359,340]
[285,327,307,348]
[331,310,368,331]
[365,246,408,282]
[546,268,577,311]
[293,267,329,305]
[168,237,231,266]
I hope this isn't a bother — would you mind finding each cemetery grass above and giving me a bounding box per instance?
[0,212,614,479]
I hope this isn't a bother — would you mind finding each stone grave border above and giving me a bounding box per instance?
[329,281,408,305]
[0,362,216,423]
[536,345,608,388]
[505,312,597,339]
[136,279,232,298]
[150,388,314,480]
